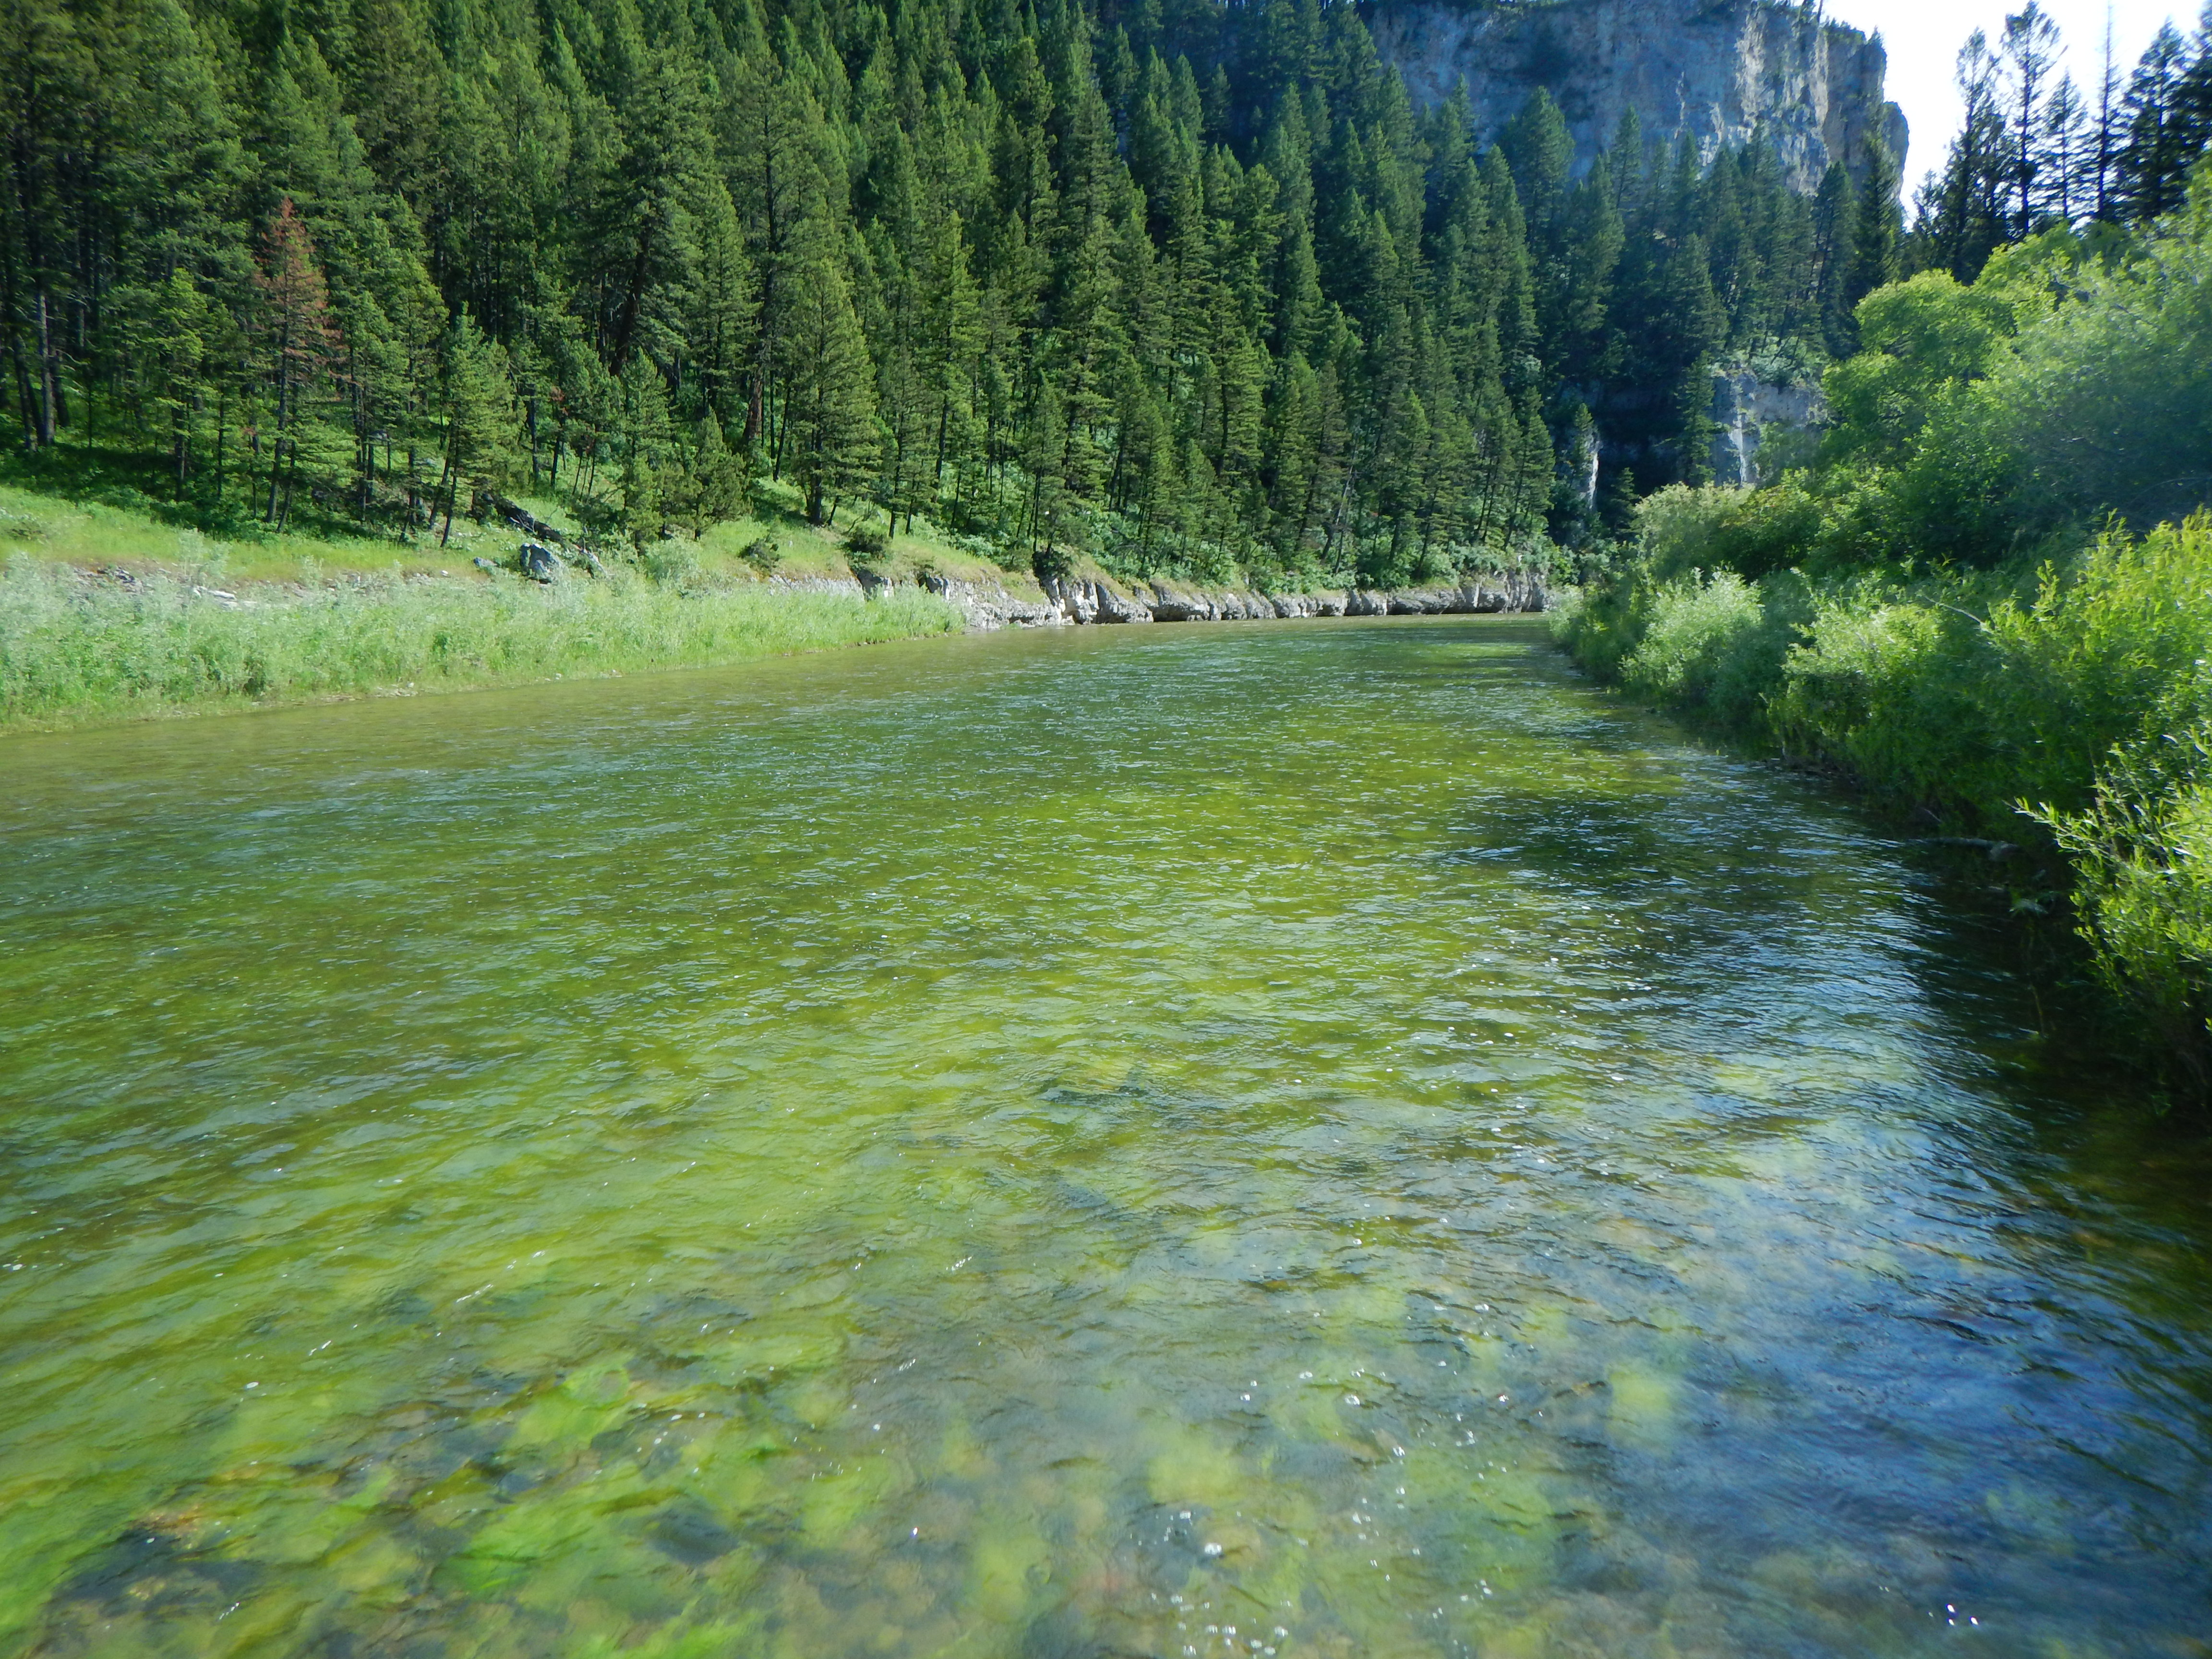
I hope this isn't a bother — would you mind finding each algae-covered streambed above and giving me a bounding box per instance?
[1,618,2207,1658]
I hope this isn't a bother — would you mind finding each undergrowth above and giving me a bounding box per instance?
[1556,502,2212,1092]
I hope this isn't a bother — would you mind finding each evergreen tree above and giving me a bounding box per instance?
[3,0,1997,588]
[1812,162,1859,357]
[780,223,878,524]
[1999,1,2062,238]
[436,308,523,544]
[1851,137,1903,303]
[2118,22,2200,220]
[253,200,345,526]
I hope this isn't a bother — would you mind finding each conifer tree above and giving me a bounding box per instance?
[780,223,878,524]
[5,0,2009,588]
[436,309,523,544]
[253,200,345,526]
[1812,162,1859,357]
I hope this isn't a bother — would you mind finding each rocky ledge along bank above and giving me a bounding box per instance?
[771,569,1547,631]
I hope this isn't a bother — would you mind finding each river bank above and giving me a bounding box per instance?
[1,531,1548,733]
[0,557,965,734]
[1552,506,2212,1093]
[805,566,1548,628]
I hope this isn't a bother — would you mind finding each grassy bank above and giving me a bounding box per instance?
[1556,500,2212,1087]
[0,496,967,735]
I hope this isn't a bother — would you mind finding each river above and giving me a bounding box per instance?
[1,617,2206,1658]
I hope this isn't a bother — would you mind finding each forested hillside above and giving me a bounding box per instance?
[1557,3,2212,1084]
[3,0,1915,589]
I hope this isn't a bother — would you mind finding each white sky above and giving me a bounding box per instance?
[1835,0,2203,181]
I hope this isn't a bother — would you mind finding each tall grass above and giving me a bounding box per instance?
[1556,506,2212,1086]
[0,557,962,731]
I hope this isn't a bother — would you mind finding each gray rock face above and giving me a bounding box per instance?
[918,573,1066,630]
[781,565,1547,632]
[1367,0,1908,193]
[517,543,563,583]
[769,574,868,600]
[1040,577,1157,623]
[1709,362,1824,486]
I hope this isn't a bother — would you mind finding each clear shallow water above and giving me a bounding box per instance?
[1,618,2208,1659]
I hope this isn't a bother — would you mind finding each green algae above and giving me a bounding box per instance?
[0,620,2208,1658]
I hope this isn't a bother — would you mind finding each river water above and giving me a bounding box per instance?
[1,618,2207,1658]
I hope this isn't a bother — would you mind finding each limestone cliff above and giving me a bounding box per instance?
[1364,0,1907,192]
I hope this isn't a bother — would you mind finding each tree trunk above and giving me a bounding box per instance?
[32,285,58,446]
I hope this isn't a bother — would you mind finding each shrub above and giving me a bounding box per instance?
[1770,583,1987,804]
[2037,732,2212,1084]
[740,534,781,574]
[843,523,888,563]
[640,541,702,588]
[1635,481,1824,582]
[1619,571,1763,702]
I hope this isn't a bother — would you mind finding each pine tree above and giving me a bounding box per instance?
[1918,30,2011,280]
[780,224,878,524]
[436,309,523,545]
[1812,162,1859,356]
[1851,137,1903,302]
[1999,1,2062,238]
[2038,73,2092,223]
[253,200,344,527]
[681,411,747,535]
[2117,23,2198,220]
[117,266,216,498]
[3,0,1965,587]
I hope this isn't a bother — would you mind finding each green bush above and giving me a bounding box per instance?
[1637,481,1824,581]
[640,541,702,588]
[1619,572,1762,702]
[1558,514,2212,1082]
[1554,177,2212,1084]
[2037,731,2212,1081]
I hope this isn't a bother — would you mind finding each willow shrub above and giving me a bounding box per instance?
[0,557,962,729]
[1558,513,2212,1075]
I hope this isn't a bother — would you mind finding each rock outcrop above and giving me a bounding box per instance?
[1366,0,1907,192]
[1708,362,1824,486]
[764,566,1545,631]
[903,571,1548,631]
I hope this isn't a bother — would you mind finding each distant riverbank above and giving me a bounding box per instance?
[0,558,1551,733]
[0,557,966,734]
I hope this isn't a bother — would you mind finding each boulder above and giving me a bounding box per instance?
[1149,583,1216,622]
[1092,579,1155,623]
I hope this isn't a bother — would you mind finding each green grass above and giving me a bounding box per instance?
[0,472,972,734]
[0,555,962,732]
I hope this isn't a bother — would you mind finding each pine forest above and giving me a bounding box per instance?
[6,0,2212,589]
